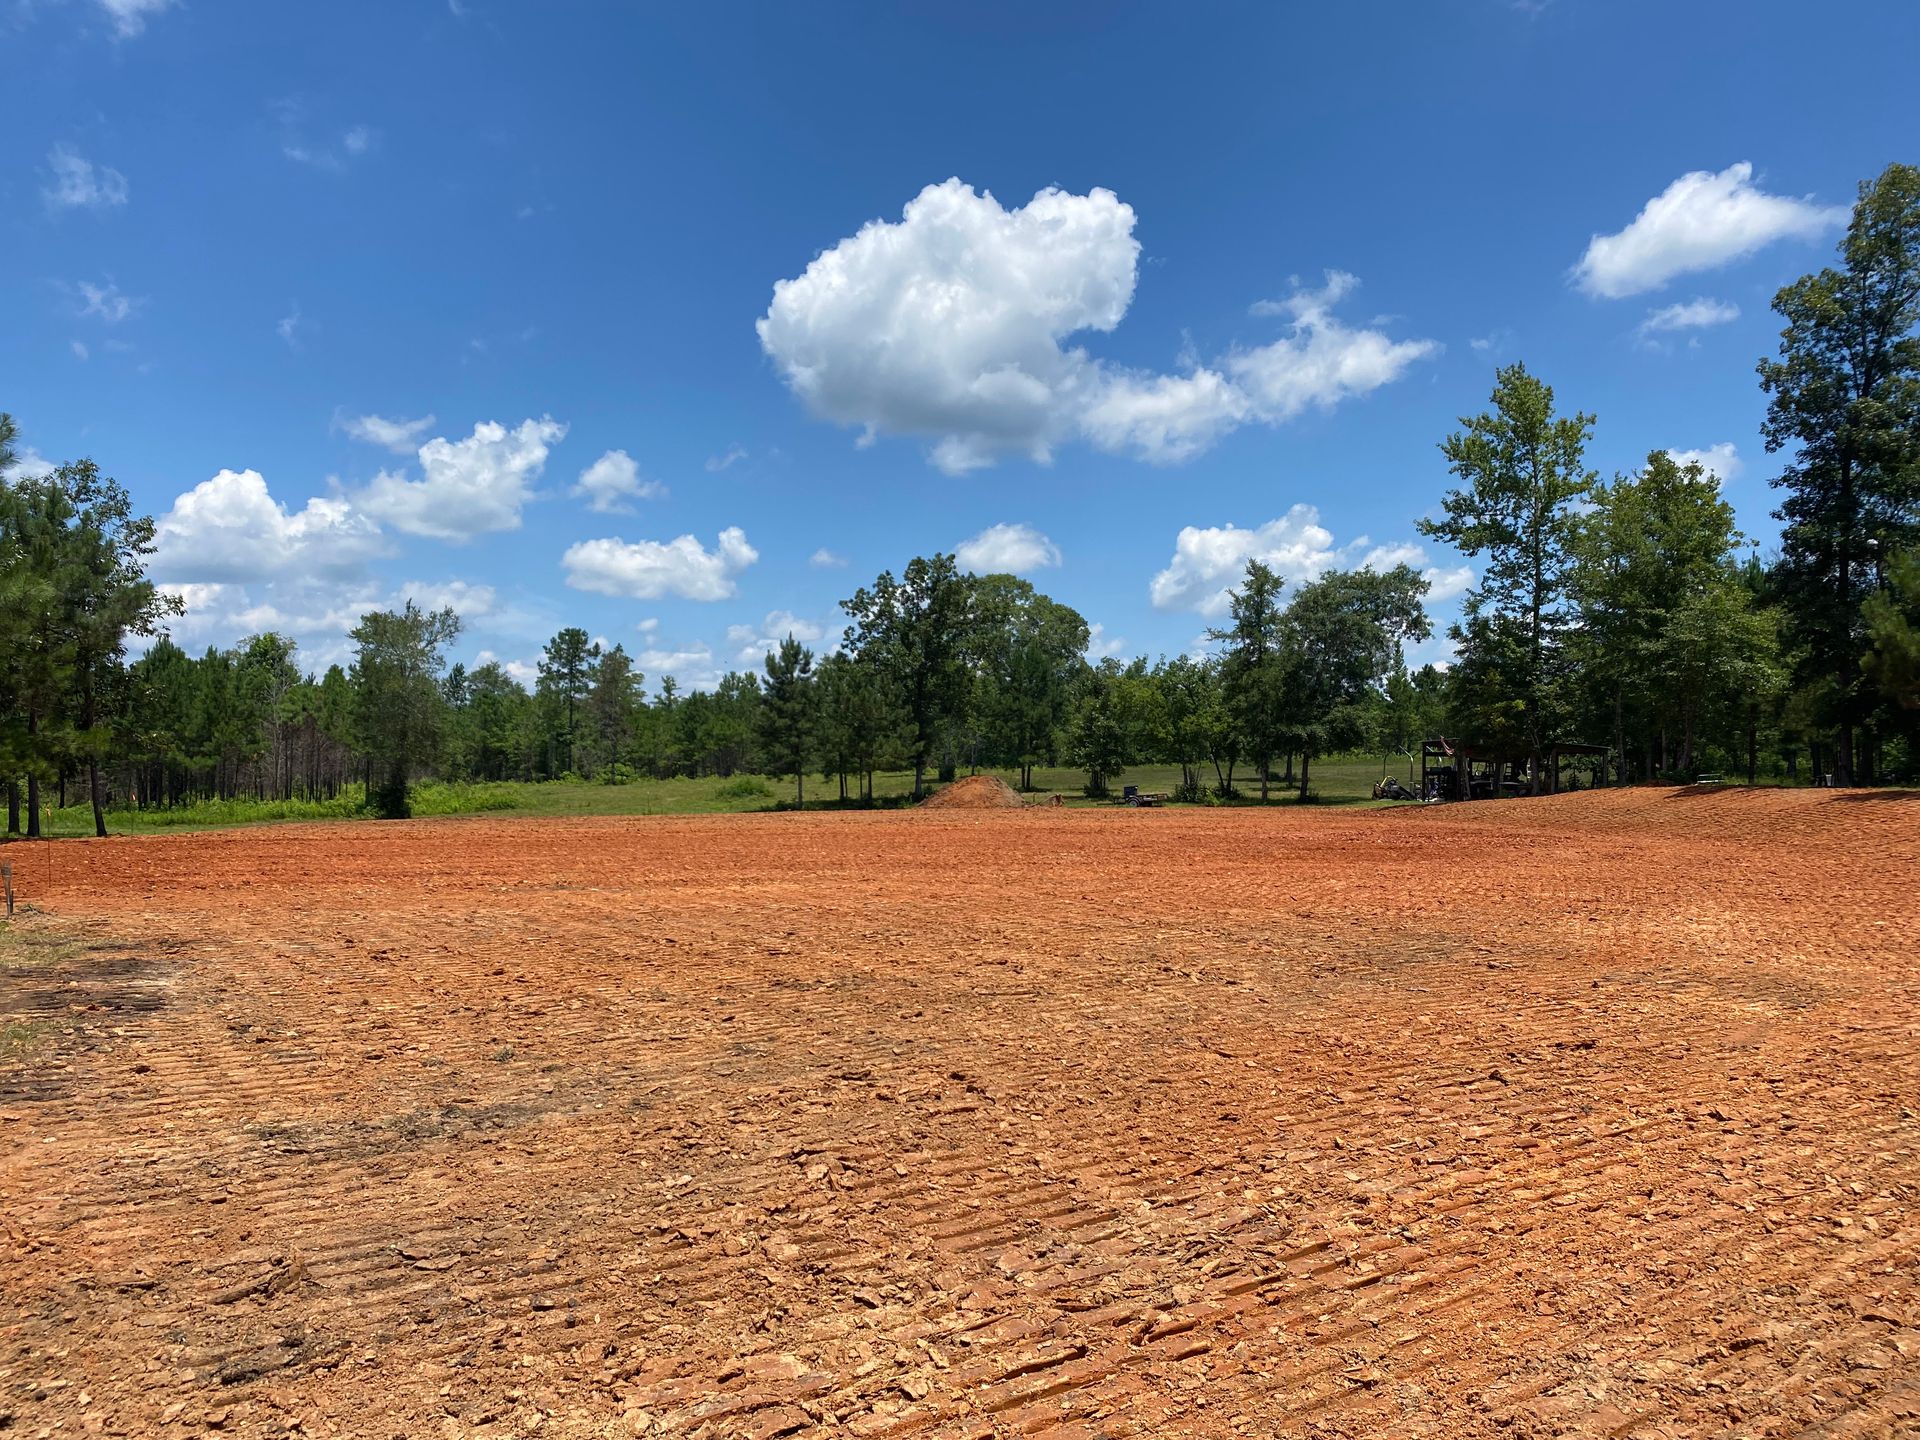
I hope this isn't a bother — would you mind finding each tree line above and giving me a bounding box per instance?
[3,163,1917,833]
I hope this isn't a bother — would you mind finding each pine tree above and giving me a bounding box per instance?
[1419,363,1596,792]
[758,635,817,806]
[1758,163,1920,784]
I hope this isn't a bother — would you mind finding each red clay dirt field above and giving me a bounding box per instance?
[1,788,1917,1439]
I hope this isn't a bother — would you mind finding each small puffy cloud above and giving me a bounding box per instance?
[77,279,140,323]
[809,547,848,569]
[955,522,1061,575]
[1667,442,1742,485]
[277,304,304,348]
[1573,163,1845,299]
[726,610,829,663]
[572,449,664,513]
[356,416,566,541]
[1639,297,1739,334]
[397,578,496,619]
[1150,506,1344,615]
[283,124,379,172]
[71,340,90,361]
[759,180,1433,474]
[638,642,722,693]
[151,468,389,584]
[705,444,748,473]
[96,0,174,35]
[1149,504,1467,616]
[340,412,437,455]
[43,145,128,211]
[1224,271,1440,426]
[562,527,758,602]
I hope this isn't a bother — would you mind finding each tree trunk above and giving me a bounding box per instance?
[1613,687,1627,787]
[912,758,925,799]
[1259,753,1269,804]
[25,710,41,839]
[6,780,17,834]
[1746,706,1758,785]
[89,758,107,838]
[1297,750,1311,803]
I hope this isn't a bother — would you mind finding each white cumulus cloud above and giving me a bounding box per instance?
[1573,162,1845,299]
[809,547,848,569]
[77,279,140,323]
[356,416,566,541]
[150,469,388,585]
[1639,297,1740,334]
[572,449,664,513]
[1666,442,1742,485]
[759,180,1434,474]
[1149,504,1469,616]
[638,642,722,693]
[954,522,1061,574]
[726,610,829,663]
[43,145,128,211]
[340,412,437,454]
[562,527,758,602]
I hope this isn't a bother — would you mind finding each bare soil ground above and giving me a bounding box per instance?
[2,788,1917,1439]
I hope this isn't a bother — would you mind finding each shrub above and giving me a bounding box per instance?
[716,776,776,801]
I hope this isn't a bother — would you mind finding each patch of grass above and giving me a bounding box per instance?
[0,920,80,973]
[0,1018,48,1059]
[38,789,371,836]
[15,753,1428,838]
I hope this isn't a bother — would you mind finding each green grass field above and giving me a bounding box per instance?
[16,755,1425,839]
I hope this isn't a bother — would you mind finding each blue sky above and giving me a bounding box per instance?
[6,0,1917,688]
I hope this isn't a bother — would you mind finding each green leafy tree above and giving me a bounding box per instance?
[1065,664,1129,797]
[1864,548,1920,714]
[840,554,976,797]
[1,453,177,835]
[1660,582,1784,775]
[1573,451,1750,777]
[348,602,460,818]
[1758,163,1920,784]
[1150,654,1219,799]
[1277,565,1431,802]
[1419,363,1596,791]
[1210,560,1289,801]
[972,575,1090,790]
[586,645,644,782]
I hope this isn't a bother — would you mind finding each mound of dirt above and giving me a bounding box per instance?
[919,774,1029,809]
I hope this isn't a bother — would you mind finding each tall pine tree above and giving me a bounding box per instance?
[1758,163,1920,784]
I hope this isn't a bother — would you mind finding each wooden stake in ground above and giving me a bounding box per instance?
[2,860,11,917]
